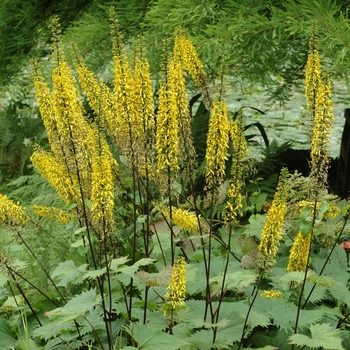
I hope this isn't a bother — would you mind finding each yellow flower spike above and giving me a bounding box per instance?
[225,113,249,221]
[91,142,115,234]
[75,61,117,135]
[33,205,73,224]
[205,100,230,187]
[161,206,199,234]
[155,62,180,175]
[258,169,289,260]
[132,56,157,176]
[32,67,63,160]
[305,36,321,112]
[0,194,28,225]
[261,290,283,299]
[310,75,334,181]
[51,51,100,195]
[287,231,312,272]
[174,32,210,108]
[165,256,187,309]
[167,53,196,180]
[30,150,80,205]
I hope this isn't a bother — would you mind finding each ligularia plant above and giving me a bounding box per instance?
[0,14,348,350]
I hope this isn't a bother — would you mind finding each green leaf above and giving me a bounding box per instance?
[300,206,313,236]
[0,273,8,288]
[109,257,131,271]
[44,289,101,324]
[188,329,217,350]
[318,201,330,218]
[84,198,92,209]
[330,245,347,269]
[83,267,106,280]
[0,317,17,348]
[51,260,86,287]
[119,258,155,277]
[210,270,256,291]
[126,323,187,350]
[329,283,350,306]
[306,272,337,287]
[244,214,266,238]
[289,323,345,349]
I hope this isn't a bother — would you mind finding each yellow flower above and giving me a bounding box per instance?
[32,66,62,159]
[161,206,199,234]
[225,114,249,221]
[205,100,229,187]
[173,32,210,109]
[91,142,115,234]
[258,203,286,259]
[132,56,156,176]
[305,36,321,112]
[33,205,73,224]
[30,150,80,205]
[258,169,289,259]
[0,194,28,225]
[155,76,179,175]
[261,290,283,299]
[310,75,334,179]
[75,61,117,135]
[287,231,311,272]
[165,256,187,309]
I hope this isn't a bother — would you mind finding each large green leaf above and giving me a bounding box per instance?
[329,283,350,306]
[44,289,101,323]
[118,258,155,277]
[126,323,187,350]
[330,245,347,269]
[51,260,87,287]
[289,323,345,349]
[210,270,256,292]
[0,317,17,349]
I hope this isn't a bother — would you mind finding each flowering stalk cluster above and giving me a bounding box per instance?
[31,18,116,236]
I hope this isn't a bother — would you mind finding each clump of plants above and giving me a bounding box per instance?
[0,13,349,350]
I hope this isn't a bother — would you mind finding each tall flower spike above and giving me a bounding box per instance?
[305,35,321,112]
[225,111,249,221]
[75,60,117,136]
[91,138,115,236]
[165,256,187,309]
[174,32,211,110]
[32,64,63,160]
[30,149,80,205]
[205,100,229,188]
[258,168,289,261]
[310,74,334,186]
[287,231,311,272]
[132,55,156,176]
[167,50,196,182]
[155,59,180,176]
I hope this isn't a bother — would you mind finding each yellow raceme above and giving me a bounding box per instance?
[165,256,187,309]
[0,194,28,225]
